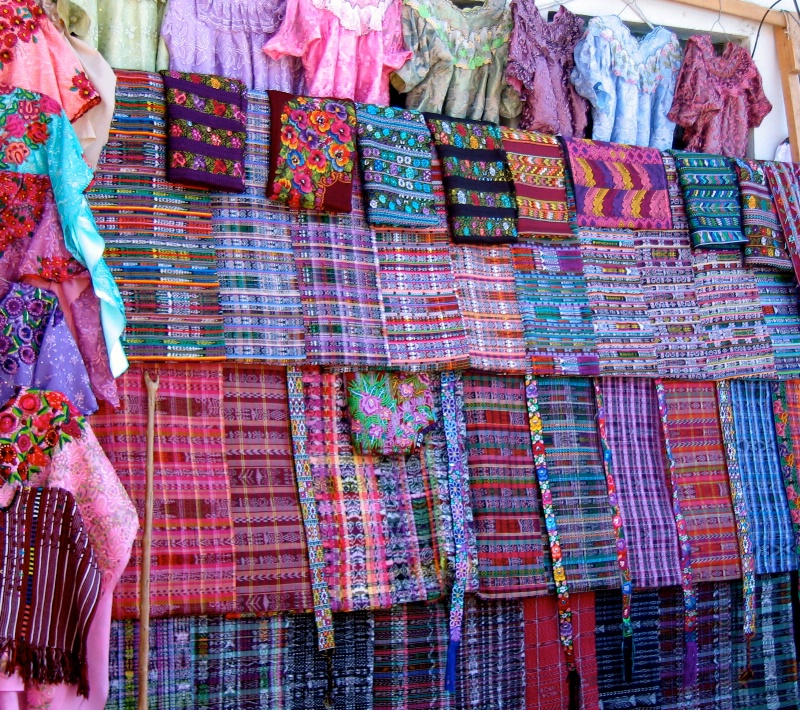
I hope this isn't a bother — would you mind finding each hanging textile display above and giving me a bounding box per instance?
[426,114,518,244]
[222,364,313,614]
[501,127,574,240]
[456,598,526,710]
[392,0,518,123]
[462,372,550,598]
[571,17,681,150]
[753,269,800,377]
[564,139,672,231]
[656,587,685,710]
[597,378,682,588]
[372,602,452,710]
[92,363,238,619]
[506,1,587,138]
[668,35,772,159]
[657,381,741,582]
[512,242,599,376]
[162,70,248,192]
[662,152,689,230]
[671,152,749,249]
[450,244,528,373]
[355,104,440,228]
[763,160,800,280]
[771,380,800,555]
[692,249,776,379]
[88,72,223,361]
[211,88,306,362]
[535,378,619,592]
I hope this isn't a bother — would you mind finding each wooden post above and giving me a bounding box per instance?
[668,0,786,26]
[775,15,800,161]
[139,370,160,710]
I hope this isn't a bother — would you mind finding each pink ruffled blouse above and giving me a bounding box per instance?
[263,0,411,104]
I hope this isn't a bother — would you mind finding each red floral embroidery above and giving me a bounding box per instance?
[0,0,43,68]
[70,70,99,104]
[0,171,48,253]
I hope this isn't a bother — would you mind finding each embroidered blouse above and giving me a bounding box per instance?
[96,0,166,72]
[0,86,127,379]
[507,1,587,138]
[571,16,682,150]
[668,35,772,159]
[263,0,411,104]
[392,0,520,123]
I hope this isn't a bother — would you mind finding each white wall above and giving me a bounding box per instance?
[536,0,792,159]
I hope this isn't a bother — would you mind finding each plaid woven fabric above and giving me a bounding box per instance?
[88,72,225,359]
[451,244,528,373]
[373,227,469,370]
[107,615,286,710]
[462,372,550,598]
[523,593,599,710]
[537,378,619,591]
[732,574,800,710]
[93,363,237,619]
[456,597,526,710]
[291,171,390,367]
[658,586,686,710]
[222,364,312,613]
[730,381,798,575]
[212,90,306,361]
[600,378,682,588]
[638,229,706,378]
[580,229,658,375]
[692,249,776,378]
[512,242,599,376]
[596,588,663,708]
[372,602,453,710]
[660,381,741,582]
[753,269,800,378]
[284,612,375,710]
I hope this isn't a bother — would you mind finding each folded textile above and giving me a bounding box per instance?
[764,160,800,280]
[512,242,599,376]
[355,104,440,228]
[268,92,357,212]
[502,128,573,240]
[211,88,306,361]
[451,244,528,373]
[662,152,689,231]
[659,381,741,582]
[564,139,672,231]
[162,71,248,191]
[753,269,800,378]
[462,372,550,598]
[733,158,794,270]
[426,114,518,244]
[93,362,237,619]
[672,152,748,249]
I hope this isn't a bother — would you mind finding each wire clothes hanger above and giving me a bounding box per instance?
[710,0,734,44]
[617,0,655,29]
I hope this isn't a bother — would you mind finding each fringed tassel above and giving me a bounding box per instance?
[738,638,754,684]
[683,639,698,687]
[567,668,581,710]
[444,639,460,693]
[0,637,88,697]
[622,634,634,683]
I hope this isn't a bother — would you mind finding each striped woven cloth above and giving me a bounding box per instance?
[731,574,800,710]
[657,586,686,710]
[753,269,800,377]
[660,381,741,582]
[595,588,663,708]
[579,229,658,376]
[730,381,798,575]
[212,90,306,362]
[662,152,689,231]
[512,242,599,376]
[733,158,794,270]
[763,160,800,279]
[638,229,706,378]
[107,616,286,710]
[456,598,526,710]
[372,602,452,710]
[462,372,550,598]
[451,245,528,373]
[88,71,225,359]
[374,227,469,370]
[537,378,619,591]
[222,364,312,614]
[501,128,574,240]
[93,363,237,619]
[599,378,682,588]
[523,593,599,710]
[692,249,776,378]
[291,171,390,367]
